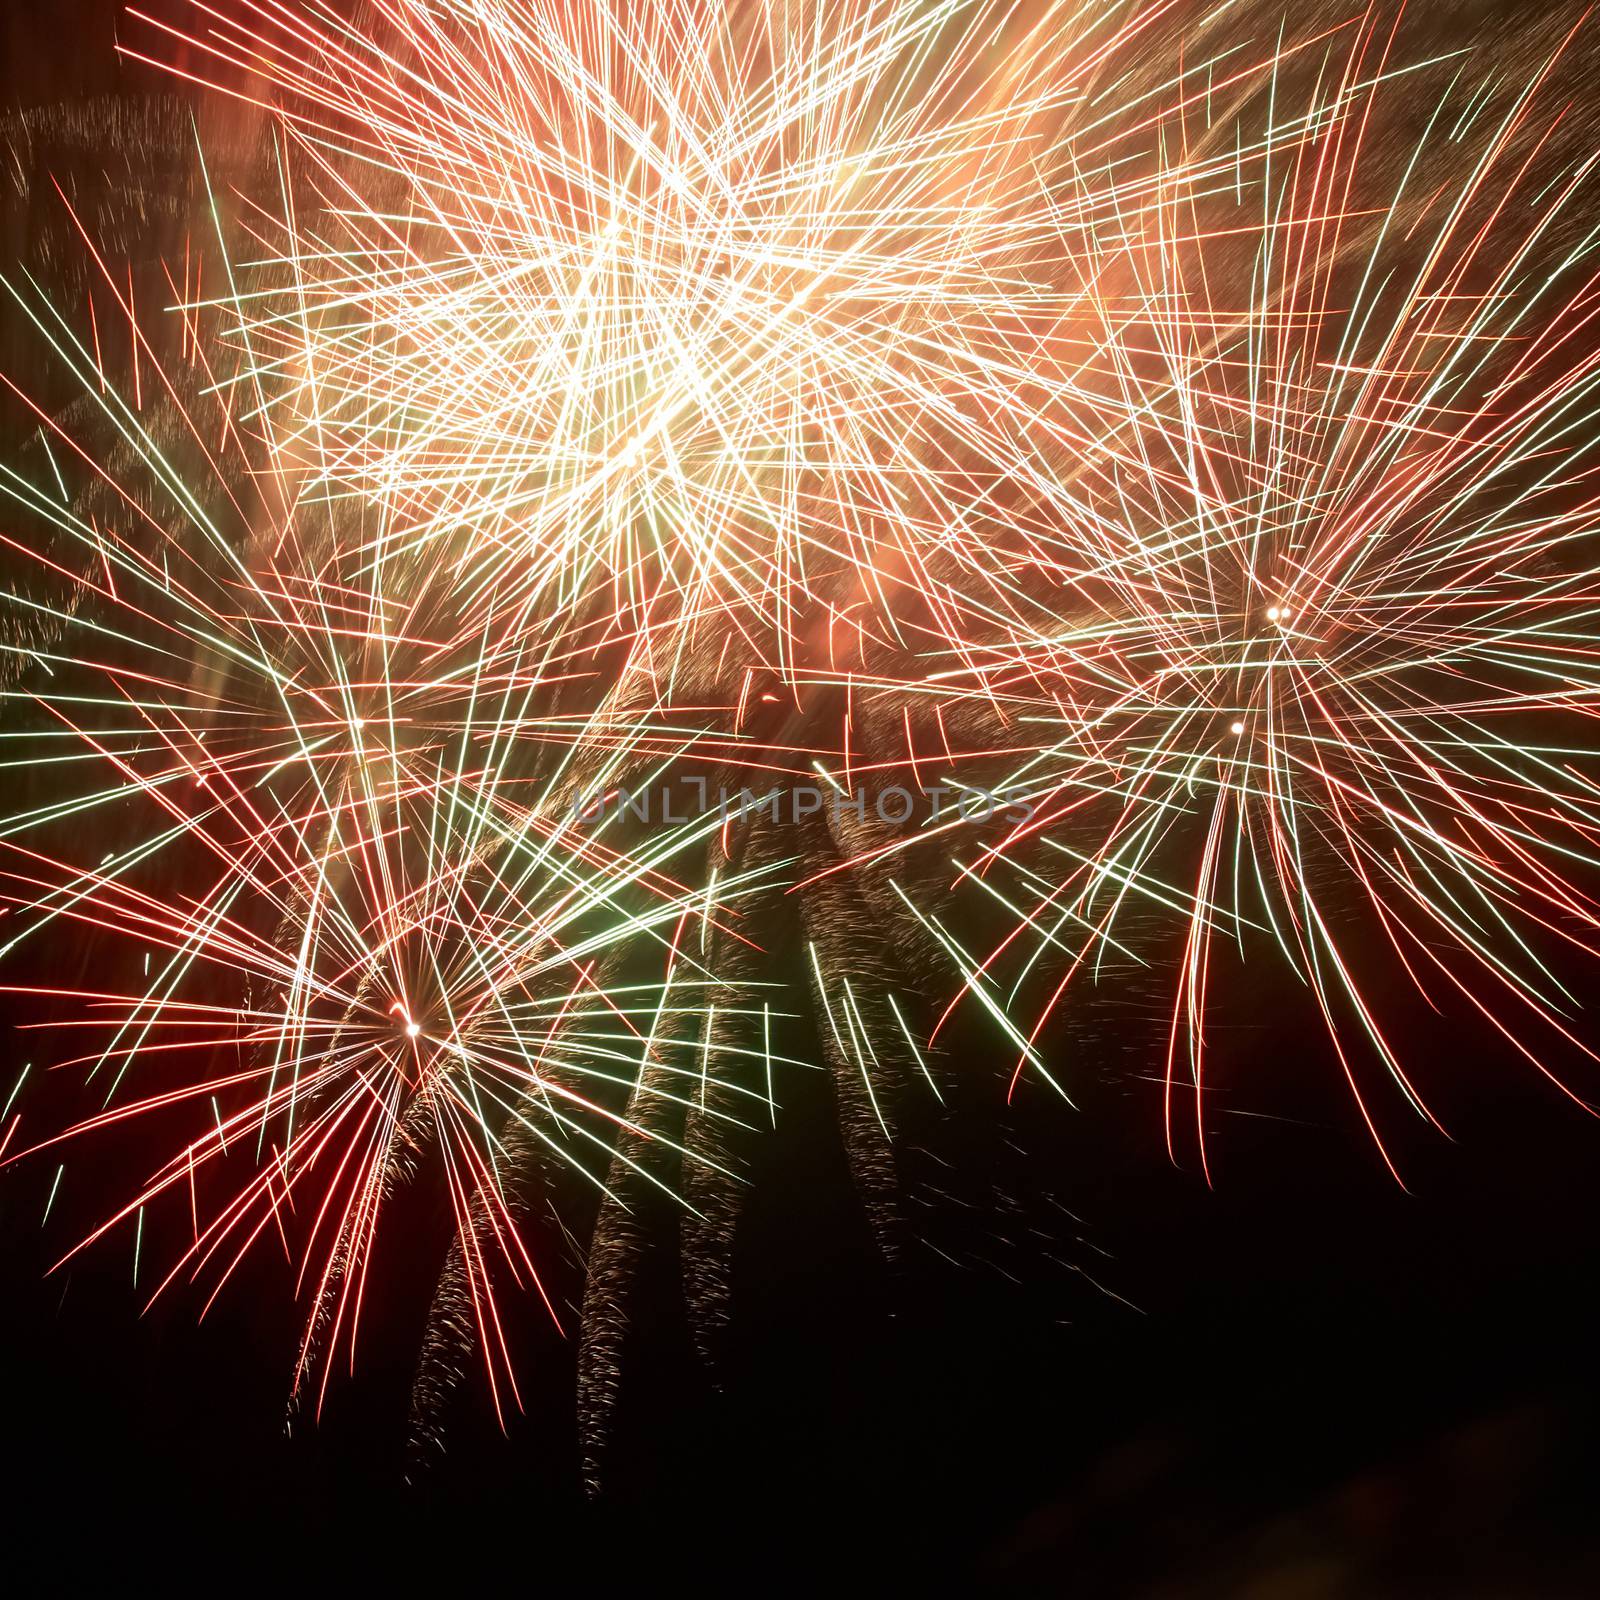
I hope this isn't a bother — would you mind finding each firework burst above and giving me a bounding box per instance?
[0,219,781,1416]
[122,0,1360,683]
[847,12,1600,1176]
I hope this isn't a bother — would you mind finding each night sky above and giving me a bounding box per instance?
[4,5,1600,1593]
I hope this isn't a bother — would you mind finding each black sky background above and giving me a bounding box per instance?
[3,4,1600,1592]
